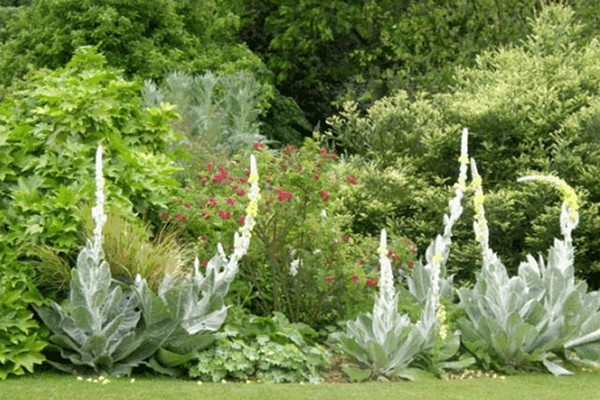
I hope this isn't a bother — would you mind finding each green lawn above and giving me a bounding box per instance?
[3,372,600,400]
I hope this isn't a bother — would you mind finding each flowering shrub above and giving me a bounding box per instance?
[167,139,417,328]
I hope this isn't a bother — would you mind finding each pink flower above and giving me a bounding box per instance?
[184,202,191,209]
[205,162,215,170]
[388,250,399,261]
[366,278,377,287]
[325,276,334,284]
[236,189,246,196]
[342,235,350,243]
[277,187,293,202]
[253,142,266,150]
[350,274,359,282]
[226,197,235,206]
[237,216,245,224]
[319,190,329,201]
[175,213,186,221]
[406,260,414,268]
[212,167,229,184]
[346,175,357,185]
[208,198,218,207]
[218,210,231,219]
[201,259,209,267]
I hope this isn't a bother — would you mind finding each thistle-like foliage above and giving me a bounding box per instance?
[458,168,600,375]
[35,146,158,376]
[134,154,261,374]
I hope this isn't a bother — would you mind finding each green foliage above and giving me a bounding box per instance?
[168,139,417,329]
[327,5,600,286]
[188,308,329,383]
[0,0,264,87]
[239,0,600,124]
[33,205,193,299]
[0,263,46,380]
[0,47,180,280]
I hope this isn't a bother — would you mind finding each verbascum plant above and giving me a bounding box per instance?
[134,155,261,375]
[35,146,261,376]
[458,163,600,374]
[35,147,161,376]
[332,129,473,380]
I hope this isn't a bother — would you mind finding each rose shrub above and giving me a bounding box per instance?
[167,139,417,329]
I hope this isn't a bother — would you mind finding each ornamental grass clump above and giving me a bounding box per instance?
[457,162,600,375]
[35,146,260,376]
[331,129,473,380]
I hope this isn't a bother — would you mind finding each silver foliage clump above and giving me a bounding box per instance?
[36,147,260,376]
[36,146,154,376]
[458,164,600,375]
[331,129,473,380]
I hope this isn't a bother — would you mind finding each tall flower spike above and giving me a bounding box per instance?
[517,175,579,245]
[470,158,490,257]
[91,145,107,260]
[372,229,399,344]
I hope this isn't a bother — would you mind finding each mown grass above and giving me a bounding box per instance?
[3,372,600,400]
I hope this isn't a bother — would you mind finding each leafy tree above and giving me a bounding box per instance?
[0,0,264,87]
[241,0,599,126]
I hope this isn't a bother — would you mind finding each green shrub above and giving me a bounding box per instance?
[167,139,417,329]
[0,256,46,380]
[0,0,264,87]
[0,47,180,273]
[327,5,600,286]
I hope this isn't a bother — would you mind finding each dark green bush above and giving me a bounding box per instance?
[328,5,600,286]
